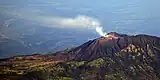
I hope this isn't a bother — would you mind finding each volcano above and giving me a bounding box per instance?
[69,32,160,61]
[1,32,160,80]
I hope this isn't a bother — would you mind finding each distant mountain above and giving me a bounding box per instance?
[0,25,91,58]
[1,32,160,80]
[0,38,29,58]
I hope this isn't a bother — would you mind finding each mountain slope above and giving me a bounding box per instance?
[1,32,160,80]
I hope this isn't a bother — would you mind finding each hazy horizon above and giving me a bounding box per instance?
[0,0,160,58]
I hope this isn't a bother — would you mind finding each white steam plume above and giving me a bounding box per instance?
[96,27,106,36]
[11,11,106,36]
[53,15,106,36]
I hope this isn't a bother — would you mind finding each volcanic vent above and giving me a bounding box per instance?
[69,32,160,61]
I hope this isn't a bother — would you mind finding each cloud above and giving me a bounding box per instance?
[3,19,15,27]
[5,9,106,36]
[52,15,106,36]
[4,8,98,29]
[52,15,101,29]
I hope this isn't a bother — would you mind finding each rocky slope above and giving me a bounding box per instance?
[1,32,160,80]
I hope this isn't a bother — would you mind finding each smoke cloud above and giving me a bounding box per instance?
[10,11,106,36]
[54,15,106,36]
[96,27,106,36]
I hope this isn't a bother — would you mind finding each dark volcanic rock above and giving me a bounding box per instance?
[69,32,160,61]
